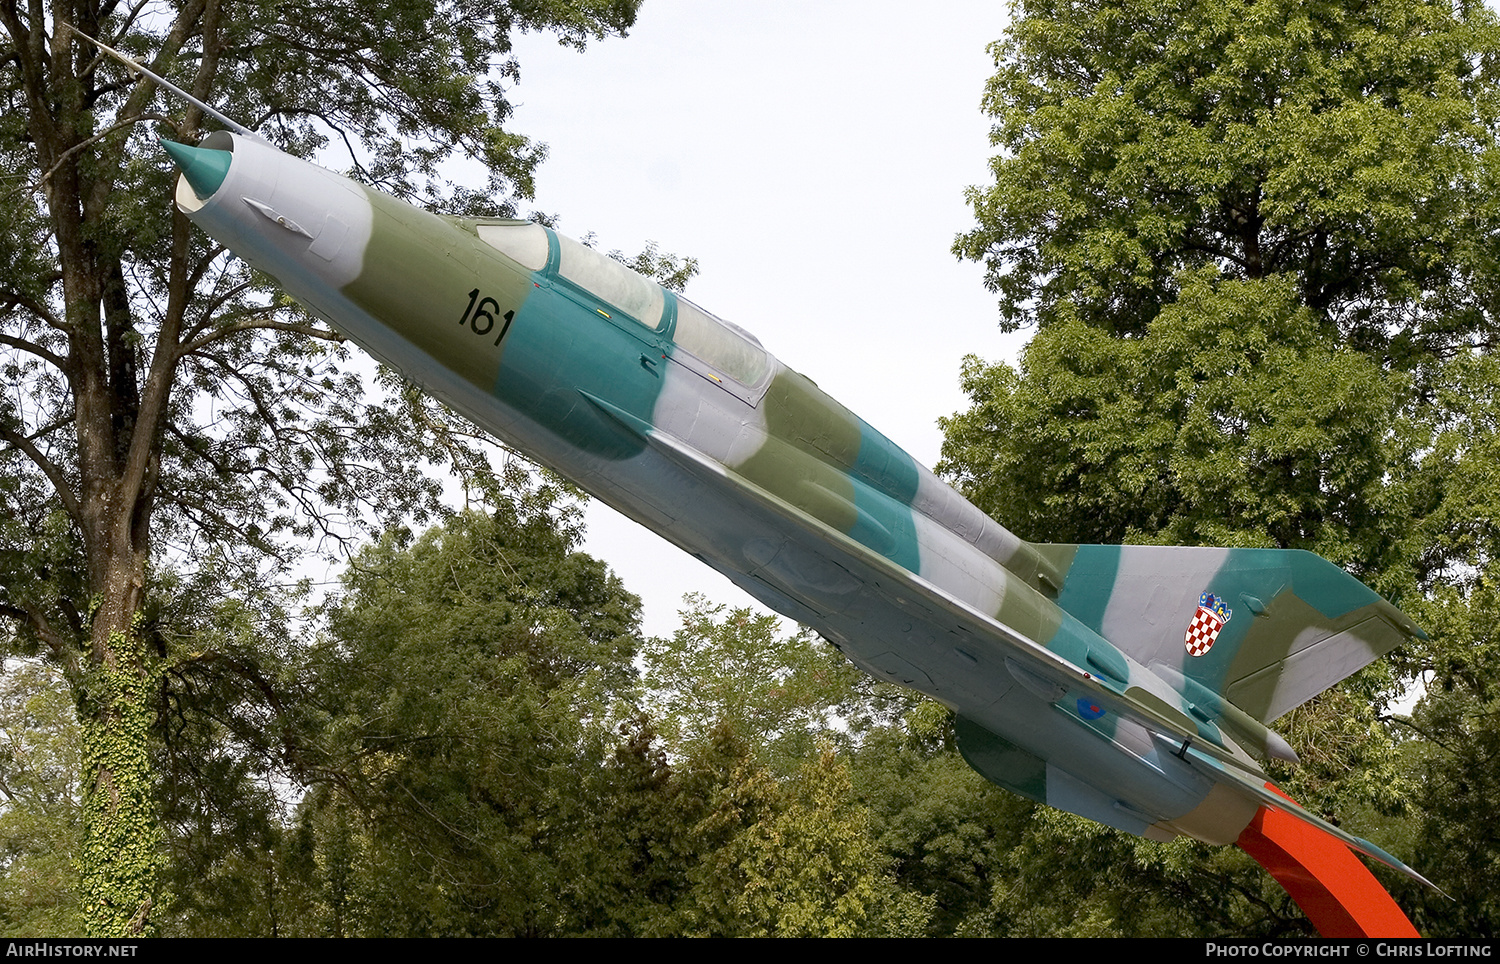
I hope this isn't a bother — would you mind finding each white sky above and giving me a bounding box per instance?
[506,2,1028,638]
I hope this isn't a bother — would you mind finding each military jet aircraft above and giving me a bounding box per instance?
[104,27,1425,933]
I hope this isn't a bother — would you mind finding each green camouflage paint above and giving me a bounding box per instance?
[955,715,1048,803]
[736,370,923,570]
[344,189,518,392]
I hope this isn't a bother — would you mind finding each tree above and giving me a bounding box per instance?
[0,2,645,935]
[0,660,83,935]
[159,504,644,937]
[313,505,643,937]
[942,0,1500,933]
[564,601,930,936]
[845,706,1020,937]
[1382,352,1500,935]
[641,596,869,771]
[954,0,1500,352]
[690,741,932,937]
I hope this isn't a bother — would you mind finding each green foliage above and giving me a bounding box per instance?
[955,0,1500,345]
[696,743,932,937]
[1382,355,1500,935]
[171,504,643,937]
[552,597,923,936]
[642,596,866,770]
[974,809,1311,938]
[0,661,83,935]
[76,637,164,937]
[1395,578,1500,936]
[943,0,1500,936]
[611,240,701,293]
[848,717,1022,936]
[568,720,928,938]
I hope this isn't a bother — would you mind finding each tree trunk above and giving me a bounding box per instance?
[77,628,162,937]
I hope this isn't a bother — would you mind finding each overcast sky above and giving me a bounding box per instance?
[505,3,1028,637]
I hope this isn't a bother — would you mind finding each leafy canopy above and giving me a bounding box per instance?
[954,0,1500,354]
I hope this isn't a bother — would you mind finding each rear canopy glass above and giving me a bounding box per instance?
[674,298,768,385]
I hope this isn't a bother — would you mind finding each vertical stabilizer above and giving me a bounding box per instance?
[1033,544,1422,723]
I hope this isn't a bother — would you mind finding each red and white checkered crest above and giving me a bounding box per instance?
[1184,592,1232,657]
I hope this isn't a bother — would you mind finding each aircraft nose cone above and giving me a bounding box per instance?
[161,139,231,200]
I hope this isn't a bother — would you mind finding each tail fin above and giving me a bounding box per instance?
[1032,545,1423,723]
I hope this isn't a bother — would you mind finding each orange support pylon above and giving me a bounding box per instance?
[1236,786,1419,938]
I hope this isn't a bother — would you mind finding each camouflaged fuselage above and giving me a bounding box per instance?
[170,134,1423,856]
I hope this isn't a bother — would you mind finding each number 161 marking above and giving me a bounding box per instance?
[460,289,515,346]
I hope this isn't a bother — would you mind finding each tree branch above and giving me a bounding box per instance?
[179,316,345,355]
[0,328,67,369]
[0,602,81,680]
[34,113,166,191]
[0,421,82,523]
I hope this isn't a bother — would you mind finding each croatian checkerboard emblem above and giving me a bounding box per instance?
[1185,592,1232,657]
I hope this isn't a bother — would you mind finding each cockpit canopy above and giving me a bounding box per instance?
[674,297,767,386]
[555,232,666,331]
[475,220,768,388]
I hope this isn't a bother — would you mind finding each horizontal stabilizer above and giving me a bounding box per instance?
[1033,545,1423,723]
[1177,739,1440,892]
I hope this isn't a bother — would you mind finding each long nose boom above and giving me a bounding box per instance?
[161,139,231,200]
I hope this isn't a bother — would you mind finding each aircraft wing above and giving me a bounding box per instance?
[582,393,1442,889]
[579,392,1274,785]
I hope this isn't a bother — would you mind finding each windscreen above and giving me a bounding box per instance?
[475,222,549,271]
